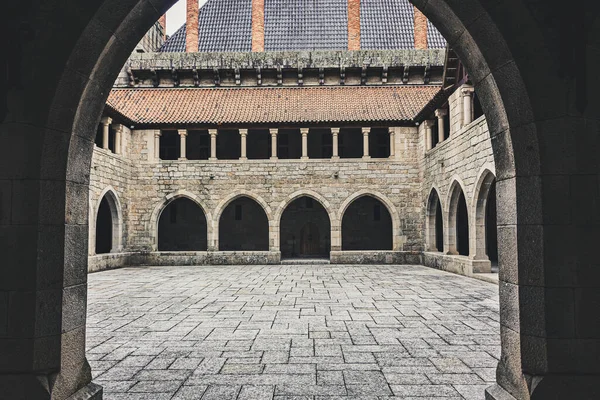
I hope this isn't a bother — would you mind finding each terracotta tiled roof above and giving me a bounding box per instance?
[106,86,440,126]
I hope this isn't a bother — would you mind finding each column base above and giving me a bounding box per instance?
[239,157,248,161]
[178,157,187,161]
[270,157,278,161]
[209,158,217,161]
[301,157,309,160]
[485,384,516,400]
[68,382,103,400]
[331,156,340,161]
[362,156,371,160]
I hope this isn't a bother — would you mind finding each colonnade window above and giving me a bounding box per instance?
[158,198,208,251]
[342,196,393,250]
[159,130,180,160]
[277,129,302,159]
[219,197,269,251]
[280,196,331,259]
[369,128,391,158]
[187,130,210,160]
[216,129,241,160]
[95,123,116,153]
[307,128,332,159]
[473,92,484,121]
[247,129,271,159]
[339,128,363,158]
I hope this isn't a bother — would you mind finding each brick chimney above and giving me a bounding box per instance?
[186,0,199,52]
[158,14,166,39]
[251,0,265,52]
[413,6,428,49]
[348,0,361,50]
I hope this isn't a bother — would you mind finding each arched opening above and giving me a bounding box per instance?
[426,189,444,252]
[486,180,498,265]
[280,196,331,258]
[342,196,392,250]
[456,190,469,256]
[158,197,208,251]
[218,196,269,251]
[95,196,113,254]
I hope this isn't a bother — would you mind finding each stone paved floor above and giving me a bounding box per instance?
[87,265,500,399]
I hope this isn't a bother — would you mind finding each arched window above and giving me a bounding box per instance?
[158,198,208,251]
[280,196,331,258]
[342,196,393,250]
[427,189,444,252]
[219,196,269,251]
[95,196,113,254]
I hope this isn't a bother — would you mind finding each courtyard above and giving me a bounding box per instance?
[87,264,499,399]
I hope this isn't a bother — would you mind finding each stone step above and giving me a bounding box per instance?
[280,258,330,265]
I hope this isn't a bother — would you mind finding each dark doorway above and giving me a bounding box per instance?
[342,196,393,250]
[486,180,498,264]
[158,198,208,251]
[435,201,444,252]
[219,197,269,251]
[280,196,331,258]
[456,190,470,256]
[95,196,113,254]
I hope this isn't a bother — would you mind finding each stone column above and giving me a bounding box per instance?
[178,129,187,160]
[362,127,371,159]
[154,130,161,160]
[331,128,340,160]
[424,121,434,152]
[209,129,218,160]
[301,128,309,160]
[239,128,248,160]
[101,116,112,150]
[388,127,396,158]
[270,128,278,160]
[435,109,447,143]
[462,87,474,127]
[113,123,122,155]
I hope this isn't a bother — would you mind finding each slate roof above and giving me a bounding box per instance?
[160,0,446,52]
[106,86,441,125]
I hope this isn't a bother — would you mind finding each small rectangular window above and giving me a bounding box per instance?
[374,204,381,221]
[235,204,243,221]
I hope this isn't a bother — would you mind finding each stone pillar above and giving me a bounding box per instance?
[424,121,434,152]
[239,129,248,160]
[209,129,218,160]
[101,116,112,150]
[462,87,474,127]
[113,123,122,155]
[154,130,161,160]
[178,129,187,160]
[389,127,396,158]
[301,128,309,160]
[435,109,447,143]
[362,127,371,159]
[331,128,340,160]
[270,128,278,160]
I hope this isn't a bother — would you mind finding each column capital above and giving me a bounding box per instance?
[100,116,112,126]
[209,129,218,136]
[362,127,371,135]
[424,120,436,128]
[300,128,309,135]
[154,130,162,138]
[461,86,475,96]
[269,128,278,136]
[112,123,123,132]
[178,129,188,137]
[435,109,448,118]
[331,127,340,135]
[388,127,395,134]
[239,128,248,136]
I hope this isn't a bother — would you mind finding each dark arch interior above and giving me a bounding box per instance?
[158,198,208,251]
[486,180,498,264]
[280,196,331,258]
[219,197,269,251]
[456,190,470,256]
[95,196,113,254]
[435,200,444,252]
[342,196,393,250]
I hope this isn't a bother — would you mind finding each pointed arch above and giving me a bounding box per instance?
[447,179,470,256]
[426,187,444,252]
[473,167,498,262]
[214,191,272,251]
[149,190,212,251]
[339,190,401,251]
[91,187,123,255]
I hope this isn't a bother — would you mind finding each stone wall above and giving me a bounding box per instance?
[420,85,496,275]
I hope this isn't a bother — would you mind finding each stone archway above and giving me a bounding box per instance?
[473,168,498,263]
[446,179,470,256]
[341,195,394,251]
[90,187,123,255]
[3,1,599,399]
[157,197,208,251]
[217,196,270,251]
[426,188,444,252]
